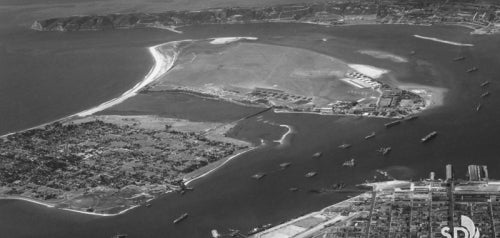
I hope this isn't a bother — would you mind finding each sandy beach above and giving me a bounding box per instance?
[348,64,389,79]
[209,36,258,45]
[358,50,408,63]
[76,41,182,117]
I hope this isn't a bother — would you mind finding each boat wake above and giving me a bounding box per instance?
[413,35,474,47]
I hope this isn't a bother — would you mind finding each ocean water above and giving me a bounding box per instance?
[1,22,500,238]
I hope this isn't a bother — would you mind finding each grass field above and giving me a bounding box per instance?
[154,40,378,107]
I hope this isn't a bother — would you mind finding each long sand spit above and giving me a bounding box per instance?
[414,35,474,47]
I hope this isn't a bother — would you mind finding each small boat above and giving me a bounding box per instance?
[312,152,322,159]
[338,143,351,149]
[384,120,401,128]
[305,171,317,178]
[476,103,482,112]
[410,50,416,55]
[421,131,438,143]
[145,203,152,208]
[453,56,465,61]
[377,147,392,155]
[364,132,376,140]
[289,187,299,192]
[279,162,292,169]
[252,173,266,180]
[173,213,189,224]
[342,158,356,167]
[480,81,490,87]
[404,115,418,121]
[467,67,478,73]
[481,92,490,98]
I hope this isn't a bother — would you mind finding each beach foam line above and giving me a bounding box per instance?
[75,41,185,117]
[0,196,55,208]
[60,205,140,217]
[209,36,258,45]
[414,35,474,47]
[273,124,293,145]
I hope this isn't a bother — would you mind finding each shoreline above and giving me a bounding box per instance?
[184,146,259,186]
[0,40,180,139]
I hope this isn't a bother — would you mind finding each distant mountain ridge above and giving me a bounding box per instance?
[31,0,500,34]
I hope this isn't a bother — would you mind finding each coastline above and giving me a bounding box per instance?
[183,146,259,186]
[0,40,181,139]
[0,37,259,217]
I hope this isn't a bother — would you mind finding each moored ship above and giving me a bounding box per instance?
[481,81,490,87]
[384,120,401,128]
[338,143,351,149]
[312,152,323,159]
[421,131,437,143]
[467,67,478,73]
[279,162,292,169]
[305,171,317,178]
[377,147,392,155]
[481,92,490,98]
[173,213,189,224]
[476,103,482,112]
[342,158,356,167]
[252,173,266,180]
[364,132,376,140]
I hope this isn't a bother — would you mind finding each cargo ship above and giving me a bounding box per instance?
[173,213,188,224]
[481,92,490,98]
[338,143,351,149]
[421,131,437,143]
[384,120,401,128]
[480,81,490,87]
[453,56,465,61]
[467,67,478,73]
[342,158,356,167]
[312,152,323,159]
[305,171,317,178]
[252,173,266,179]
[364,132,376,140]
